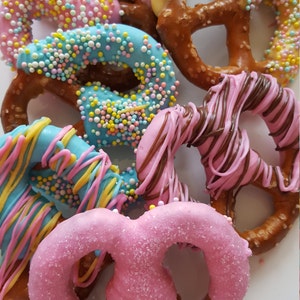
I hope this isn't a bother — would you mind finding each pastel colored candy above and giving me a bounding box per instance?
[0,117,132,297]
[0,0,121,66]
[28,202,251,300]
[16,23,179,148]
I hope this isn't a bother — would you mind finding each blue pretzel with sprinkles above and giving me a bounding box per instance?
[17,23,179,149]
[14,23,179,206]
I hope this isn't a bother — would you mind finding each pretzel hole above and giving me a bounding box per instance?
[174,145,210,204]
[191,25,228,67]
[78,256,115,298]
[32,21,141,93]
[249,2,275,61]
[239,112,279,166]
[164,244,209,299]
[234,185,274,232]
[105,145,135,169]
[28,92,81,128]
[76,62,140,93]
[32,19,57,40]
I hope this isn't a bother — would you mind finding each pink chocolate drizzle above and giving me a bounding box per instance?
[136,71,299,204]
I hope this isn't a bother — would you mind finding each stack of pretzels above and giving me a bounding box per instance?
[0,0,299,299]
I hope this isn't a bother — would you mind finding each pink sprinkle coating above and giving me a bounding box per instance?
[0,0,121,66]
[28,202,251,300]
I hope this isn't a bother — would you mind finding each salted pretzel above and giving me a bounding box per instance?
[135,72,299,254]
[152,0,300,90]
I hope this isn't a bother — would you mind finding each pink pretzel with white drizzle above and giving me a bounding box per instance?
[136,71,299,254]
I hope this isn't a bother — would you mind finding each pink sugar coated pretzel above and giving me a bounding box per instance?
[0,0,121,66]
[28,202,251,300]
[136,71,299,253]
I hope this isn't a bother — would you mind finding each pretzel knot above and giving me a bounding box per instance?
[152,0,300,89]
[0,23,179,298]
[28,202,251,300]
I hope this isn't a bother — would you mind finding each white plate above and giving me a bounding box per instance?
[0,1,298,299]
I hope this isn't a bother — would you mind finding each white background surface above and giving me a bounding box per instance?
[0,0,298,299]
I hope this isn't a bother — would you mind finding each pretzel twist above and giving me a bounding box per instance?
[0,23,179,297]
[119,0,159,41]
[2,24,178,148]
[152,0,300,89]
